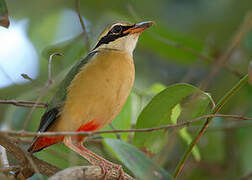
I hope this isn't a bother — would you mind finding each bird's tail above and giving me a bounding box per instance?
[28,136,64,153]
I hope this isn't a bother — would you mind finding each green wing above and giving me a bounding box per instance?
[37,50,98,132]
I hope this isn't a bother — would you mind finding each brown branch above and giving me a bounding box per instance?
[0,114,251,138]
[0,134,60,178]
[75,0,90,51]
[0,100,47,108]
[49,166,135,180]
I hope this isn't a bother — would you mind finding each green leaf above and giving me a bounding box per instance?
[133,83,211,153]
[0,0,9,28]
[104,138,173,180]
[102,94,132,140]
[133,83,196,153]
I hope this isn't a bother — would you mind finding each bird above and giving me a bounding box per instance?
[28,21,153,177]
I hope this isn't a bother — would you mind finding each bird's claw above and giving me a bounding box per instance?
[98,161,125,180]
[116,164,125,180]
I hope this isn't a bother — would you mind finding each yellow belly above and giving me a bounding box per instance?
[51,49,135,132]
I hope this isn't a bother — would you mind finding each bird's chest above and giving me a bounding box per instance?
[60,51,135,131]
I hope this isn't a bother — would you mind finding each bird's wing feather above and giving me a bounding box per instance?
[37,50,98,132]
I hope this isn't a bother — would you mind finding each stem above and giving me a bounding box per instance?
[75,0,90,51]
[173,74,248,179]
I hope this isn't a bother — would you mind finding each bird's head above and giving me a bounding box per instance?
[93,21,154,55]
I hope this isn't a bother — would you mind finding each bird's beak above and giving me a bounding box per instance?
[123,21,154,34]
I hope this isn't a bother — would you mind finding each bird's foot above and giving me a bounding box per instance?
[103,162,125,180]
[96,160,125,180]
[113,164,125,180]
[97,161,108,180]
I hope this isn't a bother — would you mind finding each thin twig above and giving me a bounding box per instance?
[0,114,251,138]
[0,100,47,108]
[23,53,62,130]
[48,53,62,85]
[75,0,90,51]
[109,123,121,140]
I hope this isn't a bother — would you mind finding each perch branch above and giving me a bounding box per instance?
[49,166,134,180]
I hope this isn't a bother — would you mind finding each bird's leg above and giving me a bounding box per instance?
[63,136,107,177]
[76,140,125,180]
[63,136,125,180]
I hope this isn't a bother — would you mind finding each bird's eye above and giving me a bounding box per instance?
[111,25,122,34]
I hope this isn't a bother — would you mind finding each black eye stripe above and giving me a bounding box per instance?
[93,25,135,50]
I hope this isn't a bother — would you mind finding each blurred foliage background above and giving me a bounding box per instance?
[1,0,252,179]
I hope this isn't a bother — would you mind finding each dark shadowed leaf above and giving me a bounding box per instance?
[0,0,9,28]
[104,138,173,180]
